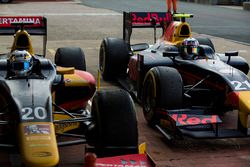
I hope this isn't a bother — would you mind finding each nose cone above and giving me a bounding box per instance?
[18,123,59,167]
[237,91,250,129]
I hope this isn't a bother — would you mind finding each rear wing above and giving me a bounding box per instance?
[123,12,172,45]
[0,16,47,56]
[0,16,47,35]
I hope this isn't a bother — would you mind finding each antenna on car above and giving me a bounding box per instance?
[225,51,239,64]
[97,69,101,91]
[150,17,157,43]
[173,13,193,22]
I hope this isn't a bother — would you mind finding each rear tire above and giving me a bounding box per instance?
[55,47,86,71]
[99,38,129,80]
[90,89,138,157]
[142,66,183,125]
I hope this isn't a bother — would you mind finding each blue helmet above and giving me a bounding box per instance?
[10,50,33,76]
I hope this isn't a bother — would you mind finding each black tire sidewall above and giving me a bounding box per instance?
[91,89,138,156]
[154,67,183,108]
[55,47,86,71]
[99,38,129,80]
[142,66,183,124]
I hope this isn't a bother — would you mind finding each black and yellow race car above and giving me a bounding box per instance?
[99,12,250,140]
[0,16,138,166]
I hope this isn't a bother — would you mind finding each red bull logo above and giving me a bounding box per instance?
[131,12,172,25]
[170,114,221,126]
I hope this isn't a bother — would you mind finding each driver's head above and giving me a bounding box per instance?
[181,38,199,59]
[9,50,33,76]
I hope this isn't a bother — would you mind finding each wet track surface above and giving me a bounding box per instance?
[0,0,250,166]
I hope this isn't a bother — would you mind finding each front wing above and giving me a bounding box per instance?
[156,108,250,140]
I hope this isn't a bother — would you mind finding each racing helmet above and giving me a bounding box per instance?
[181,38,199,59]
[9,50,33,76]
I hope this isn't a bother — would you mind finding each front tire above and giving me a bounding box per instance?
[142,66,183,125]
[90,89,138,157]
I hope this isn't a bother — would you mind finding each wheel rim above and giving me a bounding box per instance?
[99,43,106,73]
[143,76,156,122]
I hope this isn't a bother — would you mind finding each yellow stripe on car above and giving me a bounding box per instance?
[238,91,250,128]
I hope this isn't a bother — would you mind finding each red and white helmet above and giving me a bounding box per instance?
[181,38,199,58]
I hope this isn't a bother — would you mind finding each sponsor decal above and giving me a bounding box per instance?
[55,122,78,133]
[21,106,47,121]
[33,152,52,157]
[230,80,250,91]
[96,154,151,167]
[26,136,51,141]
[0,16,43,27]
[131,12,172,25]
[29,144,50,147]
[24,124,50,135]
[170,114,221,126]
[64,78,71,83]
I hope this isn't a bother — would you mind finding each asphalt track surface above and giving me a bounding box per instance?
[81,0,250,45]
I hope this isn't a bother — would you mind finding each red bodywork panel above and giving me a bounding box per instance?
[96,154,154,167]
[56,70,96,111]
[164,21,175,41]
[129,55,138,81]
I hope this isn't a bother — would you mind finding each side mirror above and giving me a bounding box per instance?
[225,51,238,64]
[131,43,149,52]
[163,51,179,58]
[225,51,238,57]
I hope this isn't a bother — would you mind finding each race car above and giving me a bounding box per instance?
[99,12,250,140]
[0,16,138,166]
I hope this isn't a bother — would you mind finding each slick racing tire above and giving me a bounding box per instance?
[99,37,129,80]
[55,47,86,71]
[91,89,138,157]
[142,66,183,125]
[196,37,215,52]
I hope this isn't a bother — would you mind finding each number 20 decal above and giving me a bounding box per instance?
[21,107,47,120]
[231,80,250,91]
